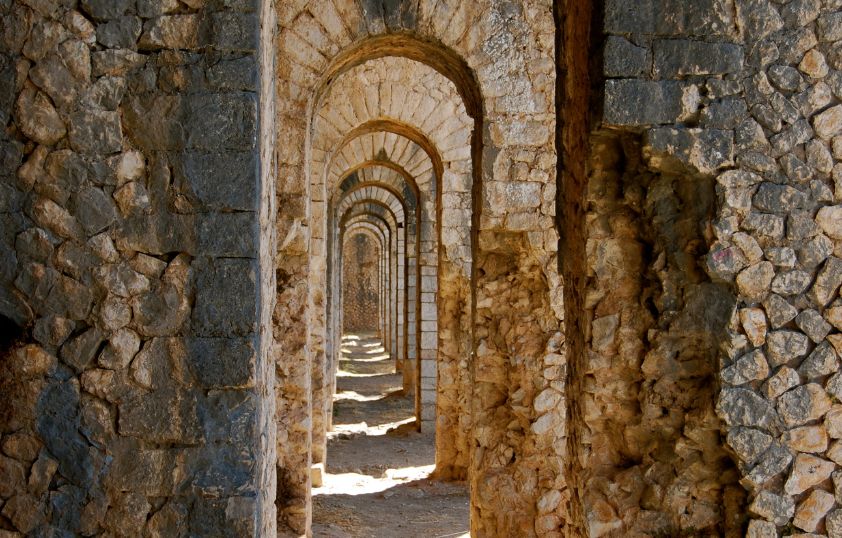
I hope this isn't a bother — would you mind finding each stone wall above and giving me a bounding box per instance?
[0,0,277,535]
[342,232,381,334]
[561,0,842,535]
[275,3,562,535]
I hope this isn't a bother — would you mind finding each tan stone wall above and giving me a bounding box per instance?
[276,1,561,535]
[342,232,381,333]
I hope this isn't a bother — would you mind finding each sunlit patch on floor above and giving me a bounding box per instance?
[313,332,470,538]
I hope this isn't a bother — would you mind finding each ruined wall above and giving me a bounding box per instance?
[563,0,842,535]
[0,0,277,535]
[342,232,381,334]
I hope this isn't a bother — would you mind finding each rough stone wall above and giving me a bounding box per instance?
[342,232,381,334]
[574,132,745,536]
[0,0,277,535]
[276,1,561,534]
[562,0,842,535]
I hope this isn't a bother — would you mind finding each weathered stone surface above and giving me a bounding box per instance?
[186,338,256,389]
[736,261,774,301]
[746,519,777,538]
[727,426,772,464]
[770,270,812,296]
[817,205,842,240]
[139,15,200,49]
[192,258,256,337]
[763,294,798,328]
[604,36,650,77]
[604,80,695,125]
[97,16,142,49]
[68,109,123,155]
[745,441,793,487]
[778,384,832,427]
[785,454,835,495]
[15,87,65,145]
[766,330,810,367]
[645,127,734,174]
[59,326,104,372]
[814,105,842,140]
[71,186,118,235]
[722,349,770,385]
[793,489,835,532]
[787,424,828,453]
[749,489,795,525]
[799,342,839,379]
[119,389,202,444]
[764,365,800,400]
[717,388,780,430]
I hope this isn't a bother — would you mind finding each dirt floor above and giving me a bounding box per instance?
[312,334,470,538]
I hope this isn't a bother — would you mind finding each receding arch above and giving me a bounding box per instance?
[315,34,484,120]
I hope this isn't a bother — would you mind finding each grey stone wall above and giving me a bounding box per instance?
[0,0,275,535]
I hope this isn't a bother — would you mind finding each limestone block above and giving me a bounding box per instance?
[717,388,780,430]
[645,127,734,174]
[814,105,842,140]
[603,36,650,77]
[653,39,743,77]
[604,80,696,126]
[139,15,201,50]
[778,384,832,427]
[15,87,65,146]
[192,258,257,337]
[97,16,142,49]
[727,426,772,465]
[764,366,800,399]
[722,349,770,385]
[793,489,835,532]
[787,425,828,453]
[736,261,774,301]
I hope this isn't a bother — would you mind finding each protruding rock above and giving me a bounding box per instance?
[785,454,835,495]
[15,87,66,145]
[764,366,800,400]
[778,384,832,427]
[749,490,795,526]
[793,489,835,532]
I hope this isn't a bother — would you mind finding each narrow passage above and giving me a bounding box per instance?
[312,334,469,537]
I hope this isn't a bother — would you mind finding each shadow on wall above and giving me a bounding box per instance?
[570,131,745,535]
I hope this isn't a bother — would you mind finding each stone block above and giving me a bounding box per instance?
[604,80,694,126]
[653,39,743,77]
[119,388,202,444]
[139,14,201,50]
[173,152,258,211]
[96,16,142,48]
[198,212,256,257]
[186,93,257,151]
[187,337,256,388]
[210,11,258,52]
[192,258,257,337]
[68,109,123,156]
[605,0,735,36]
[604,36,650,77]
[207,56,257,91]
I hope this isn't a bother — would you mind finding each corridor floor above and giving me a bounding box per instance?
[312,334,469,538]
